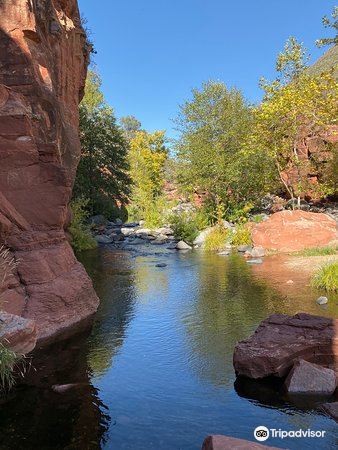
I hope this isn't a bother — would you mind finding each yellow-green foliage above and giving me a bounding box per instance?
[252,70,338,199]
[311,261,338,292]
[231,224,252,246]
[0,343,18,391]
[128,130,168,225]
[204,227,231,252]
[69,198,97,252]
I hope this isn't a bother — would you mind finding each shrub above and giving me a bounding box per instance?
[169,210,208,244]
[231,224,252,246]
[295,246,337,257]
[69,198,97,252]
[204,226,231,252]
[0,343,18,391]
[311,261,338,292]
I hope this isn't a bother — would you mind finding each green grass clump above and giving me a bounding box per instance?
[204,226,231,252]
[311,261,338,292]
[69,198,97,252]
[231,224,252,246]
[295,246,337,257]
[169,211,208,244]
[0,343,18,391]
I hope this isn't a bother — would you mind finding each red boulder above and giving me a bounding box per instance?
[252,210,337,252]
[233,313,338,379]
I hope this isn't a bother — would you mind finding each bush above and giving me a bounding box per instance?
[204,226,231,252]
[169,210,208,244]
[128,196,168,229]
[69,198,97,252]
[311,261,338,292]
[0,343,18,391]
[295,246,337,257]
[231,224,252,246]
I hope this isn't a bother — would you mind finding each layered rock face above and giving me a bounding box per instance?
[252,210,337,252]
[0,0,99,343]
[233,313,338,379]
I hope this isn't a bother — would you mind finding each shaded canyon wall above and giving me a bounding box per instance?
[0,0,99,343]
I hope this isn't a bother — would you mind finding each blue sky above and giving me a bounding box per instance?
[78,0,336,138]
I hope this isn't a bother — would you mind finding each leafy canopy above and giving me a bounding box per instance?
[74,69,131,218]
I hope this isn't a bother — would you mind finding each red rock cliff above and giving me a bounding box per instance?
[0,0,99,343]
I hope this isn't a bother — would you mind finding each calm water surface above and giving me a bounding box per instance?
[0,246,337,449]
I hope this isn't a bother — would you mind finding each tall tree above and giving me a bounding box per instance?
[174,81,272,215]
[74,70,131,217]
[128,130,168,225]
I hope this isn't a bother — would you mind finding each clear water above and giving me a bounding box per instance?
[0,246,337,449]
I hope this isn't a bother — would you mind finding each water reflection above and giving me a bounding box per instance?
[79,249,137,377]
[1,247,337,450]
[0,334,110,449]
[181,253,283,387]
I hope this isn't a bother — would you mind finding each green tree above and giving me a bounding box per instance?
[74,70,131,218]
[316,6,338,48]
[120,115,142,141]
[174,81,272,220]
[128,130,168,226]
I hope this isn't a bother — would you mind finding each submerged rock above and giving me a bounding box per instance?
[156,263,167,268]
[0,312,37,355]
[202,435,280,450]
[322,402,338,423]
[166,242,178,250]
[246,258,263,264]
[52,383,85,394]
[151,235,168,245]
[233,313,338,379]
[94,235,113,244]
[285,359,336,395]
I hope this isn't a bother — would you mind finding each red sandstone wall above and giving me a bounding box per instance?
[0,0,99,342]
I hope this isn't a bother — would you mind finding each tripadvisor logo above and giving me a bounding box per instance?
[254,426,326,441]
[254,426,269,442]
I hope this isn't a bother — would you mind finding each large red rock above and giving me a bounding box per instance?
[233,313,338,379]
[252,210,337,252]
[202,435,281,450]
[0,0,99,343]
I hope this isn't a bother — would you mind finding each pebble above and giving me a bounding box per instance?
[316,296,328,305]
